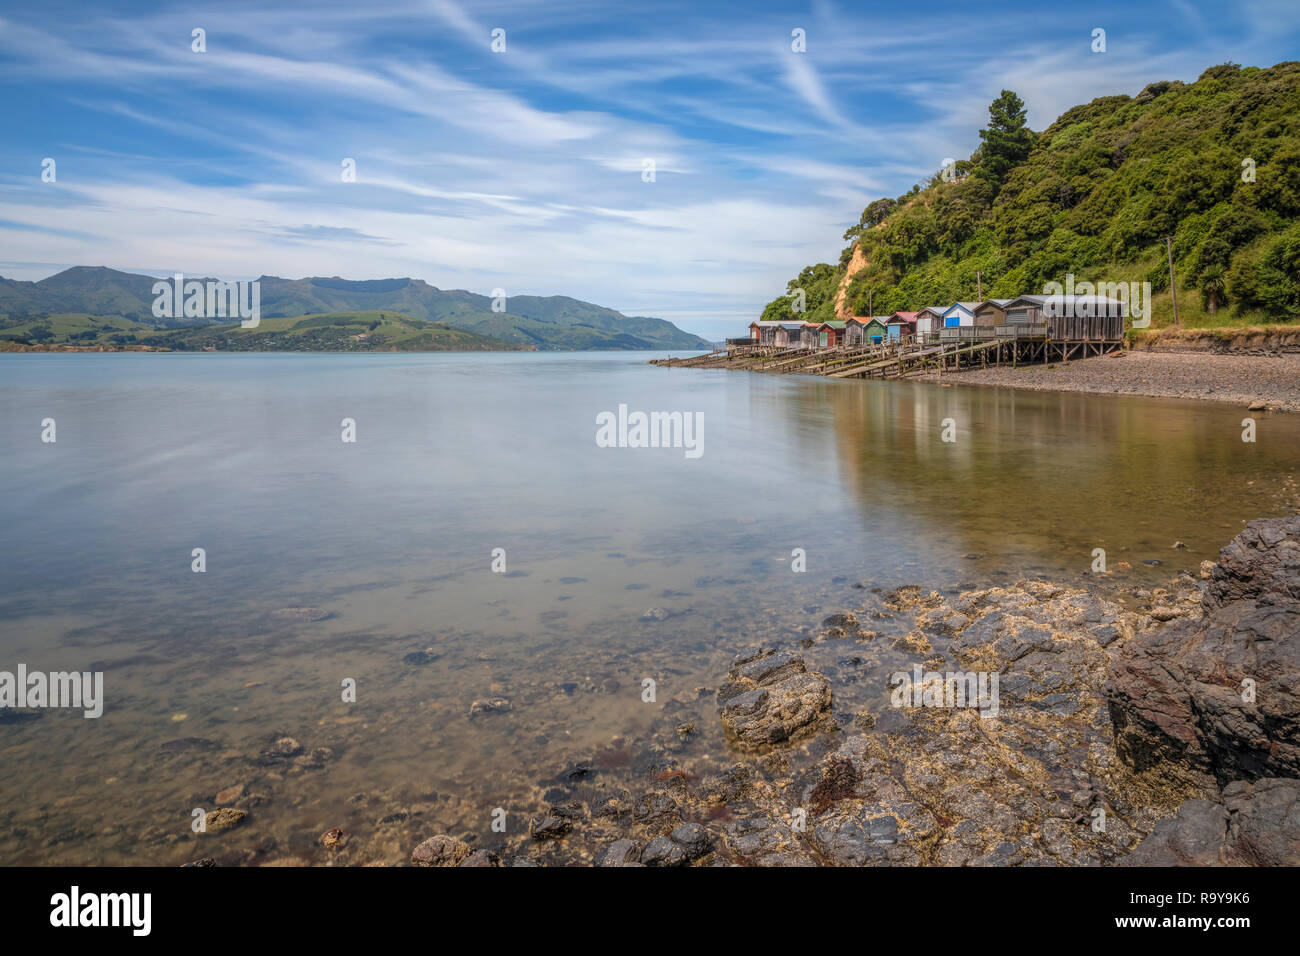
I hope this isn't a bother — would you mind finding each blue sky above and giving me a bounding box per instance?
[1,0,1297,339]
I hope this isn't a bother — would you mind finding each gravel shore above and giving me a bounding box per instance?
[921,350,1300,411]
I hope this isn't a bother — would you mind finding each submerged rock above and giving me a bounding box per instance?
[203,808,247,833]
[269,607,330,622]
[469,697,512,718]
[256,737,303,764]
[214,784,244,804]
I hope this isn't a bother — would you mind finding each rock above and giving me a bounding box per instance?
[722,816,816,866]
[529,804,582,841]
[1199,560,1216,580]
[203,808,247,833]
[641,824,712,867]
[402,649,438,665]
[669,823,712,858]
[469,697,511,718]
[215,784,244,804]
[632,791,681,828]
[716,649,831,750]
[294,747,333,769]
[270,607,329,622]
[319,828,346,850]
[599,839,641,867]
[1109,517,1300,788]
[410,835,470,867]
[1206,516,1300,606]
[181,858,216,867]
[1121,800,1227,866]
[810,800,934,866]
[821,612,861,638]
[1172,541,1188,550]
[257,737,303,763]
[459,849,501,867]
[1123,778,1300,866]
[1221,777,1300,865]
[640,835,683,866]
[641,608,670,622]
[1248,401,1266,411]
[675,722,696,737]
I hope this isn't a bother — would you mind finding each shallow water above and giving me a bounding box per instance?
[1,352,1296,864]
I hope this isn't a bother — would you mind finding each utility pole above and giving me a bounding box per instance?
[1165,236,1179,328]
[976,270,982,301]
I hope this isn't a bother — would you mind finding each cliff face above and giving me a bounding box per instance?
[833,242,869,319]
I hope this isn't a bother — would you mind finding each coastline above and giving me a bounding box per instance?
[401,516,1300,867]
[914,350,1300,412]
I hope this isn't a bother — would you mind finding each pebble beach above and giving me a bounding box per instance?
[923,350,1300,412]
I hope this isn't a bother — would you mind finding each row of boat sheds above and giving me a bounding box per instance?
[737,294,1132,350]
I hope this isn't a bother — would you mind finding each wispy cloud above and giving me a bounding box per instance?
[0,0,1297,340]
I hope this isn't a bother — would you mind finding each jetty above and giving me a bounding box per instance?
[652,298,1127,380]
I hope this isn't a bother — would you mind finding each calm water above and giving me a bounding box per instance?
[1,352,1297,864]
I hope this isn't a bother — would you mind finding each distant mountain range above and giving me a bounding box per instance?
[0,266,710,351]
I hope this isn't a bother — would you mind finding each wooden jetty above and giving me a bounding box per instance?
[652,313,1125,380]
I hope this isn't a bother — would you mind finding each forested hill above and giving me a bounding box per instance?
[762,61,1300,329]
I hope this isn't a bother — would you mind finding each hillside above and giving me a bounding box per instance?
[762,61,1300,331]
[0,268,709,351]
[0,311,529,352]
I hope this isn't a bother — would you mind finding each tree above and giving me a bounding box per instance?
[977,90,1035,188]
[843,197,897,241]
[1200,267,1226,314]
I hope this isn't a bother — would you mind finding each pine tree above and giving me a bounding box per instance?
[977,90,1035,187]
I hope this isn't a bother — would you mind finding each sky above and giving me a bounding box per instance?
[1,0,1297,340]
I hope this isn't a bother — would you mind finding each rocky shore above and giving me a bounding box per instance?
[919,351,1300,412]
[398,516,1300,866]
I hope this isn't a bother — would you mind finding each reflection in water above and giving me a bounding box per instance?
[0,354,1296,864]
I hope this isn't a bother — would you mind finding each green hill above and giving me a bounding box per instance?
[0,311,528,352]
[762,61,1300,332]
[0,268,709,350]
